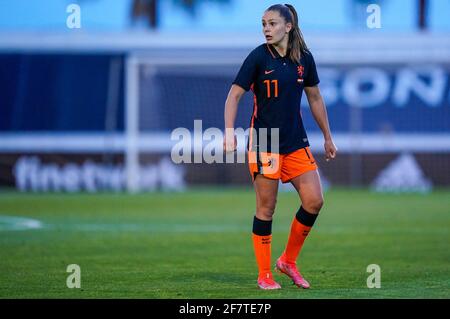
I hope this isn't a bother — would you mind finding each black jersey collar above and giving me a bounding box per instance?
[266,44,290,59]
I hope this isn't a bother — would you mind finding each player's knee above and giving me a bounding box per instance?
[303,195,323,214]
[258,198,277,218]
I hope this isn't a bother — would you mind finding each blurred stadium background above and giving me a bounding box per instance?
[0,0,449,298]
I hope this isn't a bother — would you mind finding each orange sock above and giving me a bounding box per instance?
[282,206,318,264]
[252,233,272,278]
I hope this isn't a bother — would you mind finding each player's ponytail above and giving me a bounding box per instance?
[266,4,308,64]
[284,4,308,63]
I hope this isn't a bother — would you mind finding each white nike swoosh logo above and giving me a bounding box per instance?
[265,70,275,75]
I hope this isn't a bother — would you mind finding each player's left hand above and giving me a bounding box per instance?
[324,139,337,162]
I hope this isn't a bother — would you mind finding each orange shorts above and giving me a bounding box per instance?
[248,146,318,183]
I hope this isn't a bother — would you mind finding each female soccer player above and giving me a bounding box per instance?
[223,4,337,290]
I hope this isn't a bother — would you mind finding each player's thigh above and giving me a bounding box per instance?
[290,169,323,213]
[253,174,279,216]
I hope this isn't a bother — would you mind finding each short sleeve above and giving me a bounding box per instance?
[303,51,320,87]
[232,48,260,91]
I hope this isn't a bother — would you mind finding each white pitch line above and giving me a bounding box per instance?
[54,223,250,233]
[0,215,44,231]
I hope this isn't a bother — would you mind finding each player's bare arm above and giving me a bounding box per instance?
[223,84,245,153]
[305,85,338,162]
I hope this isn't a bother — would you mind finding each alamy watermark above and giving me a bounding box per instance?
[366,4,381,29]
[170,120,280,168]
[66,264,81,288]
[366,264,381,288]
[66,4,81,29]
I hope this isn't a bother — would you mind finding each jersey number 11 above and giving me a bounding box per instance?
[263,80,278,98]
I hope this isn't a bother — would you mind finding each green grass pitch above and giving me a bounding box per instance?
[0,188,449,298]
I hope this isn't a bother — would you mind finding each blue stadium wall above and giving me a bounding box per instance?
[0,54,125,132]
[2,54,449,134]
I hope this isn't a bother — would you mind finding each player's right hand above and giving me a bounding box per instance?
[324,138,338,162]
[223,133,237,153]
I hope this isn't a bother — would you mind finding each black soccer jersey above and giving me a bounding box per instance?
[233,43,320,154]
